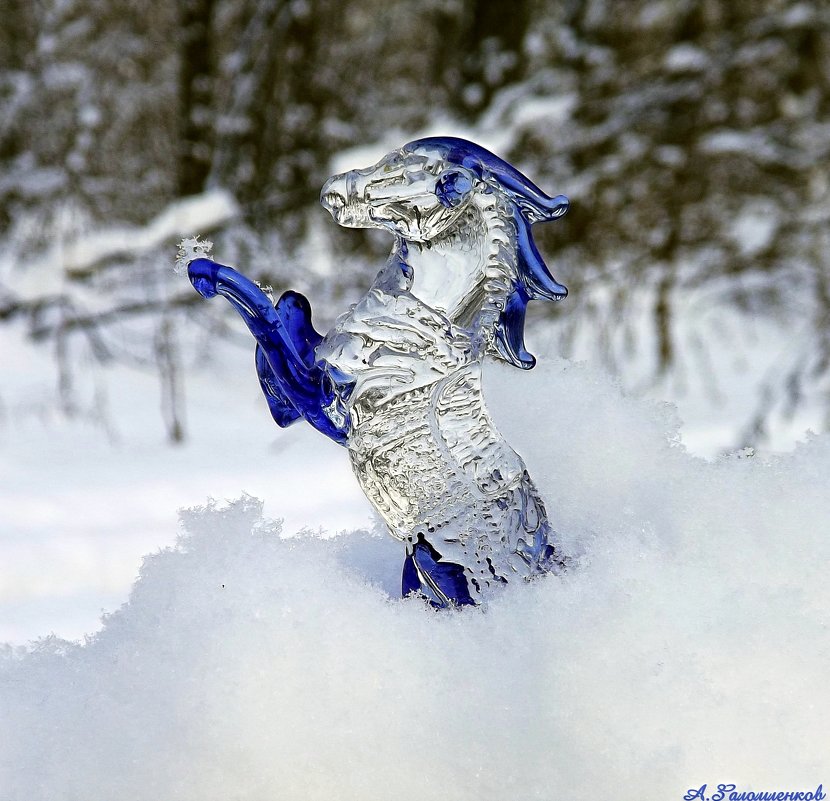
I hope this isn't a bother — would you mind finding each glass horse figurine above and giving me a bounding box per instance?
[182,137,570,608]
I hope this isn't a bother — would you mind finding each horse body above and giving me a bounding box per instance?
[185,137,569,607]
[317,181,558,604]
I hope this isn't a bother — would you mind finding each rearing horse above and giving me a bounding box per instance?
[184,137,570,607]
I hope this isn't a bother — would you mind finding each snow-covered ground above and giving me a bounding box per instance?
[0,322,373,644]
[1,351,827,800]
[0,286,823,646]
[0,192,826,797]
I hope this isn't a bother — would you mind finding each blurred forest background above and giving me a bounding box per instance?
[1,0,829,450]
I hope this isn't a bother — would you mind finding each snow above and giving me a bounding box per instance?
[1,274,825,646]
[697,130,783,165]
[61,189,237,274]
[664,44,710,73]
[1,354,828,800]
[728,200,780,257]
[781,3,815,27]
[0,323,371,644]
[1,129,827,795]
[175,234,214,273]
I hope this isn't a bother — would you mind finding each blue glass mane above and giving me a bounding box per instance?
[404,136,569,370]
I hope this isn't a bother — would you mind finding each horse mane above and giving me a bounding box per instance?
[403,136,569,369]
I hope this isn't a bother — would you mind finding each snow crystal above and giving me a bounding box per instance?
[175,234,213,274]
[57,189,236,275]
[1,357,828,800]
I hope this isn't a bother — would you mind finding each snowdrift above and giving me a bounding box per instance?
[1,356,828,800]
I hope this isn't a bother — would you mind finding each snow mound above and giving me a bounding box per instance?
[1,358,828,800]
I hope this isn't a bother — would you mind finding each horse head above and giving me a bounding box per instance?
[321,136,571,369]
[320,145,480,242]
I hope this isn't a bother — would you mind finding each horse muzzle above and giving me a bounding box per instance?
[320,171,371,228]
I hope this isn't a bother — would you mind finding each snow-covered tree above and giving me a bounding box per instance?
[1,0,828,446]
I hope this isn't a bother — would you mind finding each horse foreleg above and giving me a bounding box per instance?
[186,258,350,444]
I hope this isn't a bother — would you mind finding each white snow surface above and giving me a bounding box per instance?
[62,189,238,274]
[1,355,828,800]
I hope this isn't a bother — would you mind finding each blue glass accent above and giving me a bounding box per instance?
[435,169,474,208]
[404,136,570,224]
[495,283,535,368]
[402,536,476,608]
[255,345,302,427]
[401,550,421,598]
[187,258,351,444]
[403,136,569,370]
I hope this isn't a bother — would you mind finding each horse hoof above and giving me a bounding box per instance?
[187,258,221,299]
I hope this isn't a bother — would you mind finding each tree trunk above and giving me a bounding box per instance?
[178,0,215,196]
[452,0,532,117]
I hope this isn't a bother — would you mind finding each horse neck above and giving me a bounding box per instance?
[401,193,517,340]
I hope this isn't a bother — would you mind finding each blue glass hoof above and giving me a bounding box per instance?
[182,136,570,607]
[187,258,221,298]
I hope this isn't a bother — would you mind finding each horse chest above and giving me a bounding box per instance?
[316,288,472,403]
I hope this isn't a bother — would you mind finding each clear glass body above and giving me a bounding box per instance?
[185,137,571,607]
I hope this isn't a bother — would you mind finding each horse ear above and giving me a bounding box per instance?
[435,168,474,208]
